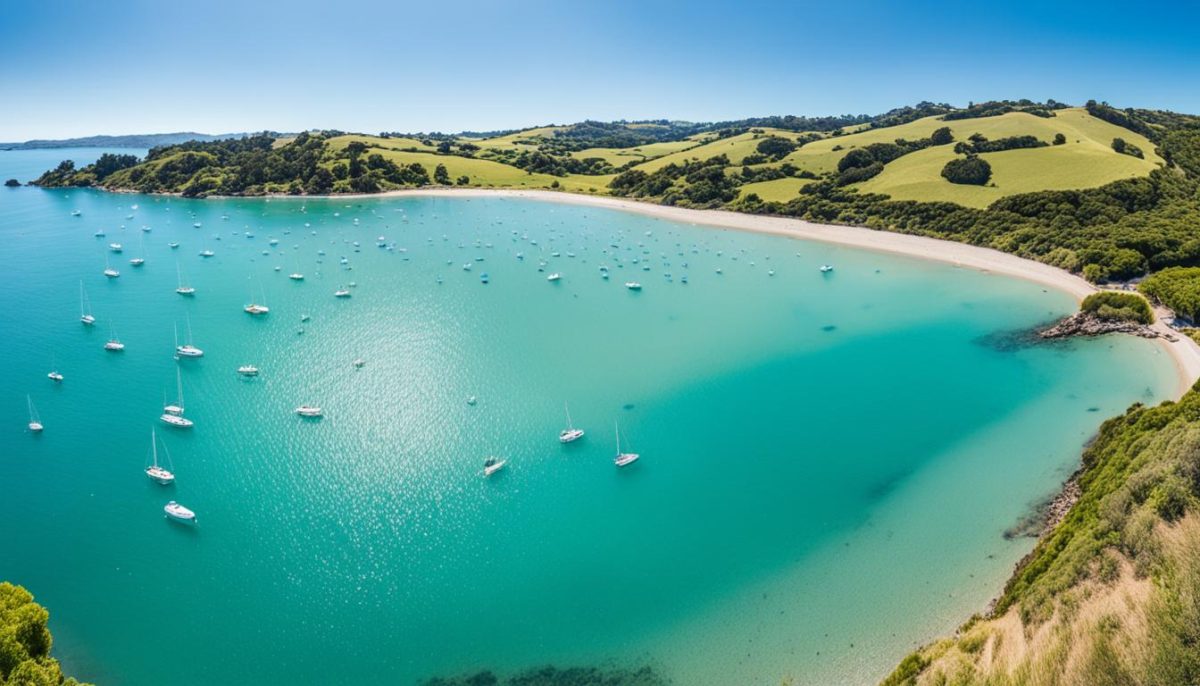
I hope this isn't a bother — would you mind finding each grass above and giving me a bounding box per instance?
[569,140,697,165]
[631,128,818,173]
[737,177,814,202]
[853,109,1164,207]
[327,134,437,153]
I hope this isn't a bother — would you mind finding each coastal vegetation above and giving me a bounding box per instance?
[1140,267,1200,321]
[31,99,1200,300]
[1079,291,1155,324]
[0,582,89,686]
[882,384,1200,685]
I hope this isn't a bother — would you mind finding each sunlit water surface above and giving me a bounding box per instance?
[0,149,1176,685]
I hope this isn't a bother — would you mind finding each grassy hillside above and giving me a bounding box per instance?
[631,127,813,172]
[852,109,1163,207]
[883,387,1200,686]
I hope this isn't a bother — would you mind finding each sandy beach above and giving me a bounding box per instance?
[295,187,1200,396]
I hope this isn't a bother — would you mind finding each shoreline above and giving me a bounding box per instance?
[263,187,1200,397]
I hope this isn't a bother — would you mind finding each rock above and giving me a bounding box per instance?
[1039,311,1158,340]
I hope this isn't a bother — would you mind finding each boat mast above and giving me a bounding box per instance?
[176,367,185,412]
[151,429,158,468]
[565,402,574,430]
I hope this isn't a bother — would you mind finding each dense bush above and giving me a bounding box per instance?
[1080,291,1154,323]
[0,582,90,685]
[954,134,1047,154]
[941,156,992,185]
[755,136,797,160]
[1140,267,1200,321]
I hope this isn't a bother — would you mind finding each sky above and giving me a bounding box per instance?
[3,0,1200,141]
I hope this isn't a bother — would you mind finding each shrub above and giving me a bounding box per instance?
[1054,133,1067,145]
[930,126,954,145]
[941,156,992,185]
[1080,291,1154,324]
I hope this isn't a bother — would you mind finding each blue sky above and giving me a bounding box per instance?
[3,0,1199,140]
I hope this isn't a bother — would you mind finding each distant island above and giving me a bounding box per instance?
[1,131,254,150]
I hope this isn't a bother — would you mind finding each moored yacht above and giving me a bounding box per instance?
[174,318,204,358]
[559,403,584,443]
[295,405,323,417]
[625,281,642,290]
[27,395,43,432]
[161,369,194,427]
[145,429,175,485]
[164,501,196,523]
[820,264,834,273]
[104,324,125,351]
[244,303,269,315]
[237,365,259,376]
[547,273,562,282]
[79,281,96,325]
[333,288,350,298]
[47,371,63,383]
[614,423,640,467]
[483,457,507,477]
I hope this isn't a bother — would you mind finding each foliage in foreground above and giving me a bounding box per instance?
[0,582,89,686]
[423,665,668,686]
[881,385,1200,685]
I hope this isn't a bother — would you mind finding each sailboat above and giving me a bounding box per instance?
[79,281,95,325]
[483,457,507,477]
[244,280,269,314]
[559,403,584,443]
[103,254,120,278]
[104,323,125,351]
[614,422,640,467]
[175,261,195,296]
[145,429,175,484]
[174,318,204,358]
[237,364,259,376]
[47,355,63,383]
[161,368,194,428]
[27,395,43,432]
[130,233,146,266]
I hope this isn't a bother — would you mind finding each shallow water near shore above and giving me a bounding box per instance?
[0,149,1178,685]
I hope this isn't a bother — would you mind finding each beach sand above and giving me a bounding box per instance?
[282,187,1200,396]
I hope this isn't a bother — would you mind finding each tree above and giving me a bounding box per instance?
[930,126,954,145]
[941,156,992,185]
[436,141,452,154]
[434,164,450,185]
[837,148,875,172]
[1112,137,1127,154]
[1053,133,1067,145]
[755,136,797,160]
[456,175,470,185]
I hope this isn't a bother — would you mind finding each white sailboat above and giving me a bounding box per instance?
[174,318,204,358]
[244,280,269,314]
[47,355,63,383]
[559,403,584,443]
[614,423,640,467]
[483,456,507,477]
[27,395,43,432]
[130,233,146,266]
[295,405,323,417]
[333,287,351,298]
[175,261,195,296]
[103,254,120,278]
[237,364,259,376]
[104,323,125,351]
[79,281,95,325]
[145,429,175,484]
[161,368,193,428]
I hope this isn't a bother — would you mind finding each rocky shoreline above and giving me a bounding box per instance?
[1039,311,1161,339]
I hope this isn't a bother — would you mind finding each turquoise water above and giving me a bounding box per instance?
[0,149,1178,685]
